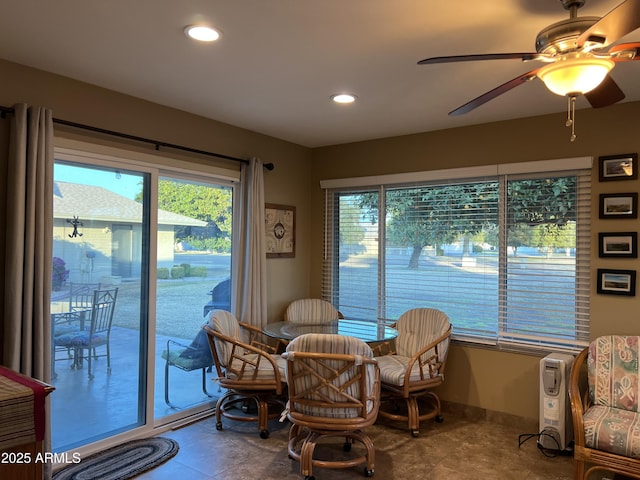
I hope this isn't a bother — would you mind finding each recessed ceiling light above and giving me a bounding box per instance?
[184,25,221,42]
[331,93,357,104]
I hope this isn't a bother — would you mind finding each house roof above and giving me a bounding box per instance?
[53,182,207,227]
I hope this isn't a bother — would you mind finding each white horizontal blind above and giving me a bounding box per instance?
[323,161,591,353]
[382,180,500,336]
[498,171,591,351]
[323,189,381,321]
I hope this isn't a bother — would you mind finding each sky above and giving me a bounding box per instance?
[54,163,144,200]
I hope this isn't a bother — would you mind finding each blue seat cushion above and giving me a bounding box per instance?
[54,331,107,347]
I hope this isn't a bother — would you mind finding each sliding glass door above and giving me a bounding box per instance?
[50,147,237,452]
[51,160,148,451]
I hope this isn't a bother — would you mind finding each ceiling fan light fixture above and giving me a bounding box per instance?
[184,25,221,42]
[537,55,614,96]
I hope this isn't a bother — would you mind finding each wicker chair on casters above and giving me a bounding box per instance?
[203,309,286,439]
[283,333,380,480]
[284,298,344,323]
[569,335,640,480]
[375,308,452,437]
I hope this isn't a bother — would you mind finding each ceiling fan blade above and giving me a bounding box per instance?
[608,41,640,60]
[577,0,640,48]
[418,53,542,65]
[585,75,625,108]
[448,69,540,116]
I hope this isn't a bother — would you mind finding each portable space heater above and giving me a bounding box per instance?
[538,353,574,452]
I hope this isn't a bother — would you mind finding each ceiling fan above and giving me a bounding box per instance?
[419,0,640,140]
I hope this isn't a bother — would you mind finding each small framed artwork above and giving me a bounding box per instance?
[598,232,638,258]
[599,193,638,219]
[596,269,636,296]
[599,153,638,182]
[265,203,295,258]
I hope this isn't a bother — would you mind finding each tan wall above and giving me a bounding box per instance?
[310,102,640,421]
[2,57,640,423]
[0,59,312,324]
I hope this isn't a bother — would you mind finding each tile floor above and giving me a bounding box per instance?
[137,403,577,480]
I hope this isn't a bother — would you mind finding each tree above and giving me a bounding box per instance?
[155,180,233,252]
[339,196,366,245]
[355,176,577,268]
[358,182,498,268]
[507,177,576,226]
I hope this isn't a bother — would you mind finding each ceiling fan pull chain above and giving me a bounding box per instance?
[566,95,577,142]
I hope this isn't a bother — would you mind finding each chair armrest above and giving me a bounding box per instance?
[162,339,188,363]
[239,321,277,354]
[203,325,284,390]
[405,324,452,382]
[370,340,396,357]
[568,346,589,448]
[166,338,189,350]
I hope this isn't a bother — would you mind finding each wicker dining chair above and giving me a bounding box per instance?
[569,335,640,480]
[202,309,286,439]
[283,333,380,480]
[284,298,344,324]
[375,308,452,436]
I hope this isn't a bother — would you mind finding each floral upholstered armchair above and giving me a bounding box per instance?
[569,335,640,480]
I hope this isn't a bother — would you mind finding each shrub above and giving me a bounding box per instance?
[180,263,191,277]
[52,257,69,291]
[190,266,207,277]
[171,266,185,279]
[157,267,170,279]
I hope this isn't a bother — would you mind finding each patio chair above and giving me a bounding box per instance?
[375,308,451,436]
[162,328,216,408]
[202,309,286,439]
[53,287,119,380]
[52,282,102,366]
[282,333,380,479]
[68,282,102,313]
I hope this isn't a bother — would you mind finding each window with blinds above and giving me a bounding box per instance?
[322,160,591,353]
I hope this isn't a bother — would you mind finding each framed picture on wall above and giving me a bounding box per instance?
[599,193,638,219]
[599,153,638,182]
[596,269,636,296]
[598,232,638,258]
[265,203,295,258]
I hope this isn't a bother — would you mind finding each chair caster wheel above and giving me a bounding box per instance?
[343,442,352,452]
[260,429,269,439]
[411,430,419,437]
[435,415,444,423]
[216,422,223,431]
[365,468,375,477]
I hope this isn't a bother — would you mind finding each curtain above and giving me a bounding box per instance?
[235,157,267,327]
[2,104,54,380]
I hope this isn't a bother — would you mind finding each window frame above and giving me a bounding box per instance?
[321,157,592,354]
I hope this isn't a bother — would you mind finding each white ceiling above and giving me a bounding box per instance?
[1,0,638,147]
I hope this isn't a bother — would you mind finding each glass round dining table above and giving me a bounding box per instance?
[263,319,398,345]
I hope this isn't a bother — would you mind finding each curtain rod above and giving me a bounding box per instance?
[0,105,275,171]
